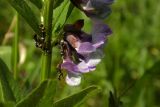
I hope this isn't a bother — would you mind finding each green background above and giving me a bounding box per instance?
[0,0,160,107]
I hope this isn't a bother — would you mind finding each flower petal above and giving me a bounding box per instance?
[76,42,96,54]
[82,0,94,11]
[86,49,104,67]
[87,59,101,67]
[66,73,81,86]
[80,33,92,42]
[77,61,90,73]
[93,33,106,48]
[92,22,112,47]
[66,34,81,48]
[91,0,114,6]
[70,0,114,19]
[61,60,79,74]
[92,21,112,34]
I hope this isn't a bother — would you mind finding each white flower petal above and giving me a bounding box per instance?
[86,49,103,67]
[82,0,94,11]
[87,58,101,67]
[77,61,90,73]
[66,74,81,86]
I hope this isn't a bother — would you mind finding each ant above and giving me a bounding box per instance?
[33,24,50,53]
[56,39,70,80]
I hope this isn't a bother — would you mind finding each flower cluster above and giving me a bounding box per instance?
[60,0,114,86]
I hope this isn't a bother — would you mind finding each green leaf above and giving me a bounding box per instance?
[127,61,160,107]
[6,0,40,34]
[38,80,57,107]
[109,91,123,107]
[54,86,100,107]
[53,0,74,33]
[16,81,48,107]
[0,102,15,107]
[0,58,16,102]
[65,3,74,22]
[53,0,64,9]
[0,58,24,102]
[29,0,43,9]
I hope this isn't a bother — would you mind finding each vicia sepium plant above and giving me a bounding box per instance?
[0,0,114,107]
[4,0,114,85]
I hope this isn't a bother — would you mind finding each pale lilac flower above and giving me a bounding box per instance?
[70,0,114,19]
[60,0,114,86]
[92,20,112,47]
[61,60,82,86]
[61,57,90,86]
[60,19,112,86]
[64,20,111,55]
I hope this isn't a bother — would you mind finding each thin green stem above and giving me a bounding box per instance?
[41,0,54,81]
[13,13,19,80]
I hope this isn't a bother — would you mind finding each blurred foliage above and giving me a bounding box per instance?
[0,0,160,107]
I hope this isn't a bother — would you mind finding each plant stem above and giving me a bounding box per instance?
[41,0,54,81]
[13,13,19,80]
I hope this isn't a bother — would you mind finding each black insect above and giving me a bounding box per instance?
[56,39,70,80]
[33,24,49,53]
[57,61,64,80]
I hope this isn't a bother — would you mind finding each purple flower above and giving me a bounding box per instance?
[92,20,112,47]
[61,58,97,86]
[61,57,90,86]
[70,0,114,19]
[60,19,112,86]
[61,59,90,74]
[58,0,114,86]
[64,20,111,55]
